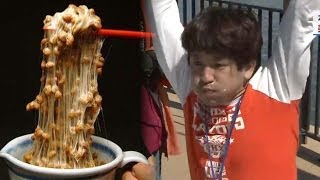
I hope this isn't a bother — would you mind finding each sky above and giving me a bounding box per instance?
[224,0,282,9]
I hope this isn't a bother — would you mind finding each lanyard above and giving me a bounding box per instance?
[203,96,243,180]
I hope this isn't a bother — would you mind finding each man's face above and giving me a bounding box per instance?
[189,51,254,106]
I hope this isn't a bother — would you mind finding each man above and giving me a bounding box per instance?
[123,0,319,179]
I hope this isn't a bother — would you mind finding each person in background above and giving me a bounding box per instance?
[123,0,319,179]
[138,1,181,179]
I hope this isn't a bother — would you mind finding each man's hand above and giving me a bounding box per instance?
[121,156,156,180]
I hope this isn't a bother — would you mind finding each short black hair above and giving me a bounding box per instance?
[181,6,262,70]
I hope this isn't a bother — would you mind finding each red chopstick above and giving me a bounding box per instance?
[97,29,155,39]
[43,27,155,39]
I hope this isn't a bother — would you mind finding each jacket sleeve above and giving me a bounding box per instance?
[145,0,192,105]
[249,0,319,103]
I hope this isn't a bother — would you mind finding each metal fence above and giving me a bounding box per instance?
[177,0,320,143]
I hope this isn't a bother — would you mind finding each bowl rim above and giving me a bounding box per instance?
[0,133,123,177]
